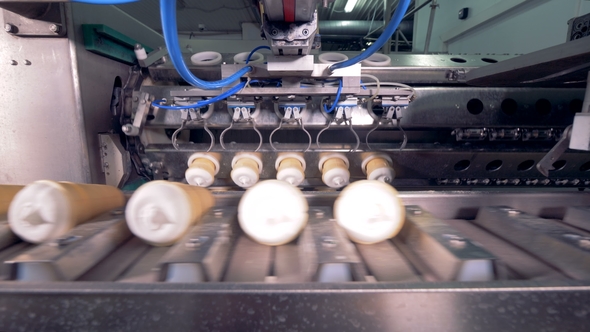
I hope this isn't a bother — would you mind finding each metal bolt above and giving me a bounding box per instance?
[51,235,81,247]
[49,24,60,33]
[321,236,337,248]
[302,29,309,36]
[4,23,14,33]
[270,29,279,36]
[578,238,590,250]
[449,238,466,249]
[186,236,209,248]
[122,124,133,133]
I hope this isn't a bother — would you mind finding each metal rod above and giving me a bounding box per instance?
[395,29,400,52]
[403,0,432,20]
[398,27,411,46]
[383,0,393,54]
[583,70,590,113]
[423,0,438,54]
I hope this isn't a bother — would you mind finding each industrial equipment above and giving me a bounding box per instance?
[1,0,590,330]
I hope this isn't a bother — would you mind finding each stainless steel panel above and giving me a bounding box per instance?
[563,206,590,232]
[0,3,158,185]
[7,213,131,281]
[146,87,585,129]
[158,207,237,282]
[445,219,564,280]
[0,242,30,280]
[78,237,150,281]
[0,221,18,251]
[274,244,304,282]
[399,206,496,281]
[0,10,91,184]
[224,236,273,282]
[475,207,590,280]
[356,241,421,282]
[209,190,590,220]
[467,37,590,87]
[144,145,590,188]
[299,207,368,282]
[117,246,170,283]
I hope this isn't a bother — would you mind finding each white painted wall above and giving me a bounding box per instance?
[413,0,590,54]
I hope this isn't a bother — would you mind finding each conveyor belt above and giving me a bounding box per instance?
[0,190,589,331]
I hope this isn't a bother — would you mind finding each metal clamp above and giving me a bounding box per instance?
[270,104,312,152]
[122,92,151,136]
[317,104,360,152]
[366,97,409,151]
[220,105,263,152]
[170,102,215,152]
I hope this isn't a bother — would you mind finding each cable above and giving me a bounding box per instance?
[329,0,411,72]
[152,81,246,110]
[361,74,380,101]
[160,0,251,89]
[246,46,270,64]
[73,0,137,3]
[323,79,343,113]
[362,81,415,100]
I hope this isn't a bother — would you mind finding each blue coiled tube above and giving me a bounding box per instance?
[329,0,411,71]
[160,0,252,89]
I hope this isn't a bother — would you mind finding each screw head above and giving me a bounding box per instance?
[4,23,14,33]
[321,236,337,248]
[302,29,309,36]
[49,24,60,33]
[270,29,279,36]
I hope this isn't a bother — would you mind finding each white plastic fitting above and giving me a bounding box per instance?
[334,180,405,244]
[318,52,349,64]
[275,154,306,186]
[238,180,308,246]
[125,181,215,246]
[185,153,220,187]
[134,46,147,61]
[234,51,264,64]
[361,154,395,183]
[318,154,350,189]
[231,154,263,188]
[190,51,223,66]
[361,53,391,67]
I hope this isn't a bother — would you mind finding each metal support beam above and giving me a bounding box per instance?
[423,0,438,54]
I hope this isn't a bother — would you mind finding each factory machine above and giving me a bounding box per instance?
[1,0,590,330]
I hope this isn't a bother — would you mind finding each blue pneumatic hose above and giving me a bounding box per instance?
[160,0,252,89]
[329,0,411,71]
[152,81,246,110]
